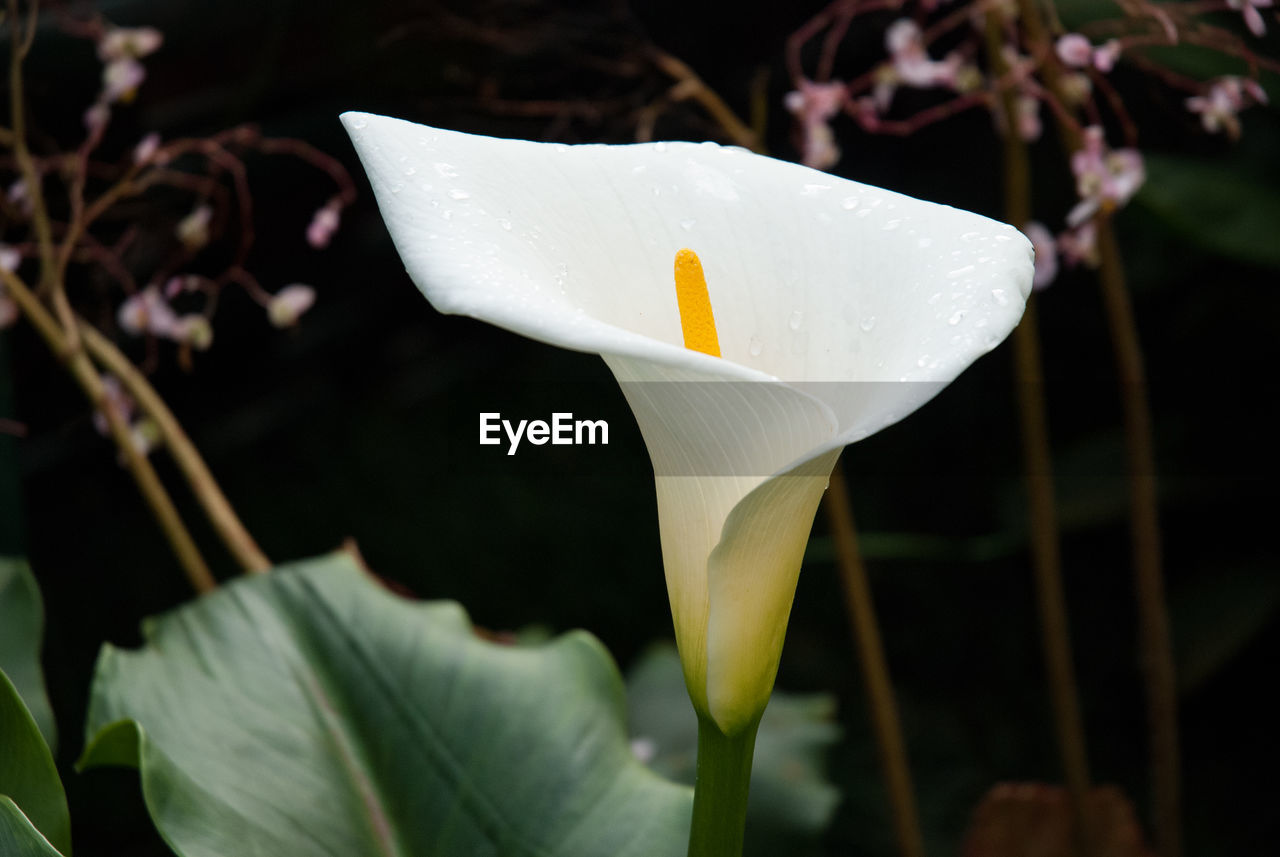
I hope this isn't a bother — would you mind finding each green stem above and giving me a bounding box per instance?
[687,714,759,857]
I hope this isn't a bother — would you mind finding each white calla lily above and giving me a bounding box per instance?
[343,112,1033,735]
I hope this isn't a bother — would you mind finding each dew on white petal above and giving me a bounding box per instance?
[991,288,1009,305]
[859,316,878,332]
[442,210,453,220]
[841,196,859,210]
[403,165,417,176]
[856,208,871,218]
[555,262,569,293]
[349,115,368,129]
[984,333,1001,350]
[961,231,981,241]
[680,218,696,231]
[948,310,967,326]
[927,292,942,305]
[975,318,989,328]
[499,218,512,231]
[994,234,1012,242]
[802,183,831,195]
[632,165,647,174]
[448,189,471,200]
[419,182,434,192]
[434,162,459,178]
[883,219,902,231]
[917,237,933,249]
[917,354,930,368]
[816,212,832,223]
[788,310,804,330]
[865,196,883,207]
[652,186,662,197]
[749,336,764,357]
[389,182,403,194]
[947,265,976,279]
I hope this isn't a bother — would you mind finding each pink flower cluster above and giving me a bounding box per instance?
[84,25,163,135]
[1186,77,1269,139]
[1067,126,1145,227]
[784,79,847,169]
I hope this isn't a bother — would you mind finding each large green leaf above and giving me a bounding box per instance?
[1138,155,1280,270]
[627,644,841,856]
[0,558,56,751]
[0,668,71,855]
[0,798,65,857]
[80,552,691,857]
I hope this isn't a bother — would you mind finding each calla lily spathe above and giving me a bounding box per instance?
[343,112,1034,735]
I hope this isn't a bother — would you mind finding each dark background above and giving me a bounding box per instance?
[2,0,1277,854]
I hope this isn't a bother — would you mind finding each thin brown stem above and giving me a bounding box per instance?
[1095,219,1179,857]
[647,48,760,151]
[77,322,272,574]
[983,12,1094,853]
[825,462,926,857]
[2,268,216,593]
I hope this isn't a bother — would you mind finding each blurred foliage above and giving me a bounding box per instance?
[2,0,1276,855]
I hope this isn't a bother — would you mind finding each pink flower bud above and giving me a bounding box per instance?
[1023,222,1058,290]
[306,202,341,249]
[1055,34,1093,67]
[102,58,146,104]
[171,315,214,350]
[98,26,164,61]
[886,19,922,57]
[176,204,213,251]
[0,244,19,272]
[1092,40,1122,72]
[1017,96,1043,142]
[83,102,111,135]
[268,284,317,328]
[133,133,162,165]
[117,286,178,338]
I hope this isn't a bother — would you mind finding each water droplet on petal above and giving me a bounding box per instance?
[434,162,459,178]
[947,265,976,279]
[349,115,368,129]
[749,337,764,357]
[860,316,878,332]
[499,218,512,231]
[789,310,804,331]
[680,218,696,231]
[948,310,967,326]
[841,196,859,210]
[991,288,1009,305]
[883,219,902,231]
[449,189,471,200]
[917,237,933,249]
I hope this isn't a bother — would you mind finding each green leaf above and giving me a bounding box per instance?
[80,552,691,857]
[0,558,57,752]
[1138,155,1280,270]
[0,797,65,857]
[0,668,71,855]
[627,644,841,855]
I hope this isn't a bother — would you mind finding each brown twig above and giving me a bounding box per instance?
[2,267,216,593]
[826,462,926,857]
[647,48,760,151]
[77,322,272,574]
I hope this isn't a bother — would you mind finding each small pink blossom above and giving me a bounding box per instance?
[306,201,342,249]
[784,78,847,169]
[1186,76,1268,138]
[885,19,962,90]
[1067,127,1145,226]
[1058,221,1100,268]
[1023,222,1058,289]
[117,286,178,338]
[1017,96,1043,141]
[102,57,146,104]
[176,204,213,251]
[1092,40,1122,72]
[7,179,30,215]
[267,284,317,328]
[1227,0,1273,36]
[0,244,19,273]
[98,26,164,62]
[92,375,136,436]
[1056,34,1093,67]
[133,133,162,165]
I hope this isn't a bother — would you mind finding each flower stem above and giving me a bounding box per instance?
[825,463,926,857]
[983,14,1094,851]
[77,321,271,573]
[687,713,759,857]
[1095,219,1180,857]
[2,268,216,593]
